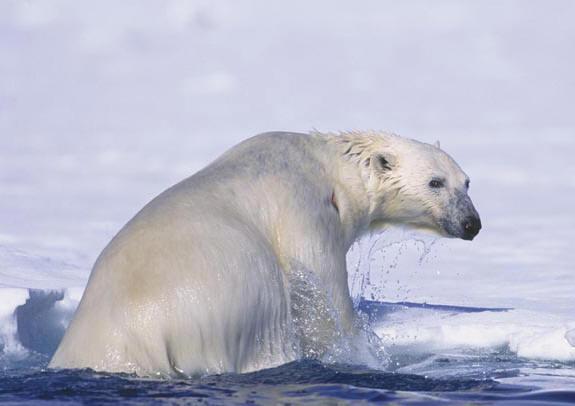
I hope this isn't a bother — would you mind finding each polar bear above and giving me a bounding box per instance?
[49,131,481,376]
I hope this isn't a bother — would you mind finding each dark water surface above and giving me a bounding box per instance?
[2,359,574,405]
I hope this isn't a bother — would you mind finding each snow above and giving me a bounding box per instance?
[0,0,574,366]
[567,329,575,348]
[371,304,575,362]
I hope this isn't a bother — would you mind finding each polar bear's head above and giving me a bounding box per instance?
[336,132,481,240]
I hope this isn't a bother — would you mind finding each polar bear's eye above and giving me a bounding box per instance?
[429,179,444,189]
[465,179,470,189]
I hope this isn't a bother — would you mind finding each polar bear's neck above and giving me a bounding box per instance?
[320,131,396,246]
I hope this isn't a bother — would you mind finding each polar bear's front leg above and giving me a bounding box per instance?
[282,254,358,359]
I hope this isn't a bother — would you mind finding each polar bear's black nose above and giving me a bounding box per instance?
[462,216,482,240]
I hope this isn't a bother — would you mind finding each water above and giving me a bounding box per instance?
[2,350,574,405]
[0,362,498,405]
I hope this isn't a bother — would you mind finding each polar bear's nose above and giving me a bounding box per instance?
[462,216,482,240]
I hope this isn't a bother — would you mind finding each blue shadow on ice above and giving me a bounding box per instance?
[357,299,512,323]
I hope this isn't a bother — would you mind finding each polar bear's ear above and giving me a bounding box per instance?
[434,140,441,149]
[372,152,395,173]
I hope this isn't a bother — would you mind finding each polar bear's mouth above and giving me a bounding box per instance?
[368,219,447,238]
[405,221,452,239]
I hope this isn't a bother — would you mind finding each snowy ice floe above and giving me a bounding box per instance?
[0,246,87,290]
[0,247,85,364]
[0,288,83,361]
[365,301,575,363]
[566,329,575,348]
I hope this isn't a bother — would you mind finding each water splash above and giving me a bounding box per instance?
[287,260,388,369]
[348,228,441,304]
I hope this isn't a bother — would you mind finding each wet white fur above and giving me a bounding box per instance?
[49,131,468,376]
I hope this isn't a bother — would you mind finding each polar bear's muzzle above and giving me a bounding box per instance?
[440,192,481,241]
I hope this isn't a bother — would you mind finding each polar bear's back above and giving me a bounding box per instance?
[52,186,292,375]
[50,132,329,375]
